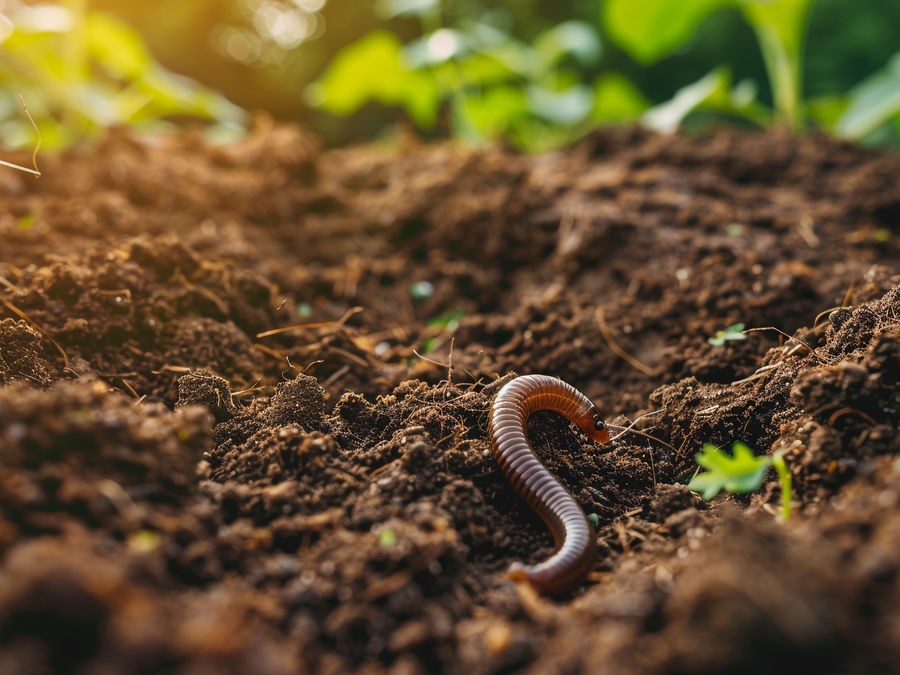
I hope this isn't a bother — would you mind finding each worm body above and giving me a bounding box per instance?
[487,374,609,595]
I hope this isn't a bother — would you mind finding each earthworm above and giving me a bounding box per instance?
[487,374,609,595]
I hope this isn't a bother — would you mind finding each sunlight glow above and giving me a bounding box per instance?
[293,0,326,12]
[5,2,71,33]
[425,28,461,62]
[214,0,326,66]
[254,3,310,49]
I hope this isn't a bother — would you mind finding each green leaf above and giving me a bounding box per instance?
[591,73,650,124]
[0,8,246,149]
[527,84,594,125]
[473,40,537,79]
[533,21,601,69]
[643,67,731,133]
[738,0,812,128]
[426,310,466,330]
[453,85,528,141]
[708,322,747,347]
[147,70,243,120]
[602,0,810,128]
[377,529,397,548]
[836,52,900,140]
[508,117,584,153]
[405,28,467,67]
[307,30,439,128]
[602,0,731,64]
[85,12,152,80]
[738,0,811,61]
[807,95,850,131]
[445,52,518,89]
[307,30,405,115]
[375,0,439,20]
[689,442,772,499]
[3,31,69,81]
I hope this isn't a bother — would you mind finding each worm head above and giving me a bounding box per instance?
[580,407,610,445]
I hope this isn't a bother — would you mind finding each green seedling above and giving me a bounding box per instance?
[771,452,792,521]
[689,441,770,498]
[427,310,465,331]
[689,441,792,520]
[587,513,600,528]
[378,528,397,548]
[421,309,465,353]
[708,322,747,347]
[127,529,161,553]
[17,212,36,230]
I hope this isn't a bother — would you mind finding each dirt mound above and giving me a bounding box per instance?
[0,122,898,672]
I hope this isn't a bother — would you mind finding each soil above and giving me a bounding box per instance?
[0,119,898,674]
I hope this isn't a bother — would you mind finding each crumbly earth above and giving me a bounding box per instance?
[0,120,898,674]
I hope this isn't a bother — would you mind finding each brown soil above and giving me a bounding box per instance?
[0,119,898,674]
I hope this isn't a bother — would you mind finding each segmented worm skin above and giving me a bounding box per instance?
[488,374,610,595]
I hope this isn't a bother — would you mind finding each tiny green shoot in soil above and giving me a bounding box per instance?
[689,441,792,520]
[421,309,466,353]
[378,529,397,548]
[708,322,747,347]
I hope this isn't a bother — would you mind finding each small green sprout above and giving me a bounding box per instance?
[126,529,161,553]
[771,452,793,521]
[378,528,397,548]
[427,309,465,332]
[587,513,600,528]
[17,212,36,230]
[708,322,747,347]
[689,441,792,520]
[421,309,465,353]
[689,442,770,498]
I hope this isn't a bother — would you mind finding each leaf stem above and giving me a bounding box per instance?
[772,452,792,521]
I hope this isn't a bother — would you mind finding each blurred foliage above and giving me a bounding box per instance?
[308,1,644,150]
[307,12,638,151]
[605,0,814,129]
[835,52,900,140]
[1,0,899,151]
[0,0,244,149]
[308,0,900,148]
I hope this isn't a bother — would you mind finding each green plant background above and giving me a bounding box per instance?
[1,0,899,150]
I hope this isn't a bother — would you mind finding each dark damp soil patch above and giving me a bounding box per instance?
[0,122,898,673]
